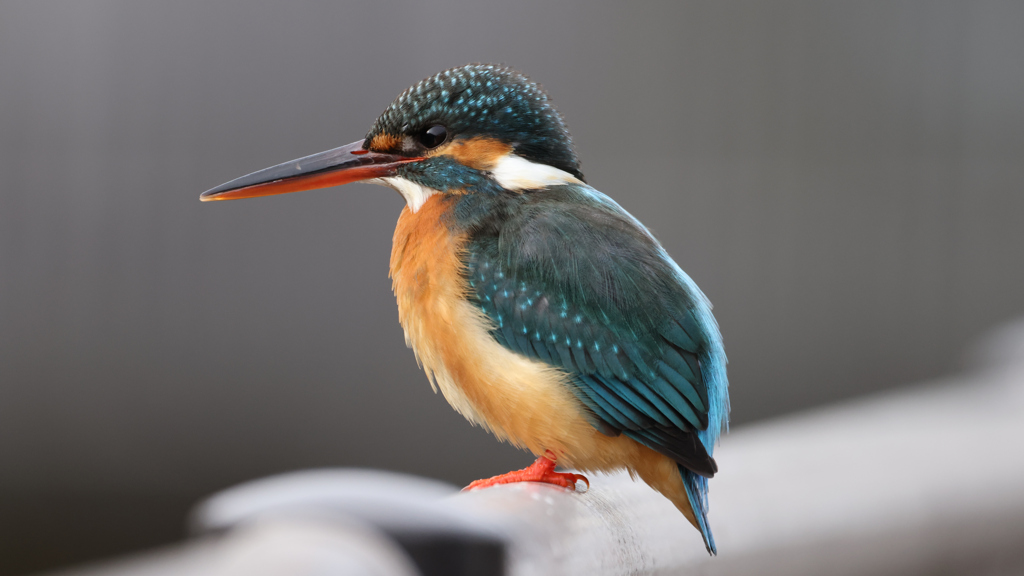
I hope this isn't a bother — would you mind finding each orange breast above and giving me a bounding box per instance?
[389,194,586,448]
[388,196,681,493]
[389,194,494,427]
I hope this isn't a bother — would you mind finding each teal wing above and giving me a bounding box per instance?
[461,185,729,479]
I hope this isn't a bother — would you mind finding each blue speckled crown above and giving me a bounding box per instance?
[366,64,583,180]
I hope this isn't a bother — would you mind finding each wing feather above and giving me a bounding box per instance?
[462,185,726,477]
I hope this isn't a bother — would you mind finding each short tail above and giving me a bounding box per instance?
[681,466,716,555]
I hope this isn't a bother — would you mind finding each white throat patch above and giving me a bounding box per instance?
[370,177,439,213]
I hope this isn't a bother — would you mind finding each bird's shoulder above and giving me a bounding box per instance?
[461,184,712,356]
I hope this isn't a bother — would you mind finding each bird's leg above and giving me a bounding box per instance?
[463,450,590,492]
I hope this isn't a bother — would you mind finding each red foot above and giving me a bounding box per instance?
[463,450,590,492]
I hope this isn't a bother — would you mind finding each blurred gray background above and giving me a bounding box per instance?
[1,1,1022,574]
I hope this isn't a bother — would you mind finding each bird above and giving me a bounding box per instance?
[201,64,730,554]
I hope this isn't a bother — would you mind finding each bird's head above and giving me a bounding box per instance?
[201,64,583,210]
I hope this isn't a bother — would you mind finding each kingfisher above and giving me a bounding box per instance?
[201,64,730,554]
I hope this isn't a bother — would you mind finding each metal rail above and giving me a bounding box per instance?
[46,321,1024,576]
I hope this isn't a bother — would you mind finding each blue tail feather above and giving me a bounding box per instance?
[681,466,716,555]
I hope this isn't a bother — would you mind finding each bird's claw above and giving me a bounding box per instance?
[463,454,590,493]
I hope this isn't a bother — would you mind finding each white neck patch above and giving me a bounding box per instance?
[370,177,439,213]
[490,154,581,191]
[369,154,579,212]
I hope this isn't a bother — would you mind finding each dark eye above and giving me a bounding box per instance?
[418,125,448,148]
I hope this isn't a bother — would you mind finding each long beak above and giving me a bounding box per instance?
[200,139,423,202]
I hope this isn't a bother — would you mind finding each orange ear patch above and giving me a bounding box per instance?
[436,137,512,171]
[369,133,402,152]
